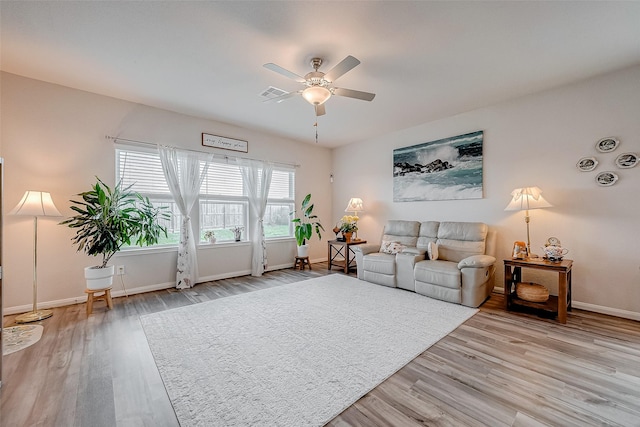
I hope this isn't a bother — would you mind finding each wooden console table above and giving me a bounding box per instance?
[504,258,573,324]
[328,239,366,274]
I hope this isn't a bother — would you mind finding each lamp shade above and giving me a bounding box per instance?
[9,191,62,217]
[504,187,552,211]
[302,86,331,105]
[344,197,364,213]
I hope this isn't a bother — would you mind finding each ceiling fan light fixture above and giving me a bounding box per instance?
[302,86,331,105]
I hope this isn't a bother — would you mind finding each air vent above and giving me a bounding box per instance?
[260,86,288,99]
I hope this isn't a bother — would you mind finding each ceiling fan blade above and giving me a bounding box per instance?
[324,55,360,82]
[263,63,306,83]
[315,104,326,116]
[263,90,302,103]
[333,87,376,102]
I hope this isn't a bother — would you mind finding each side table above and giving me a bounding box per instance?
[328,239,367,274]
[504,258,573,324]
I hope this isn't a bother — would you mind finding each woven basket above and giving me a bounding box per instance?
[516,282,549,302]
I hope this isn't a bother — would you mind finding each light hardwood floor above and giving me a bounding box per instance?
[2,263,639,426]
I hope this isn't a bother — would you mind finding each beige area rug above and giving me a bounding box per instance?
[141,274,478,427]
[2,325,44,355]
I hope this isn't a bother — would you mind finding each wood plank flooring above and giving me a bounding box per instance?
[2,263,639,426]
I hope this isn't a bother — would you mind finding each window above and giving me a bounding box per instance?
[116,146,295,247]
[199,160,248,242]
[116,148,181,246]
[198,161,295,242]
[264,169,295,238]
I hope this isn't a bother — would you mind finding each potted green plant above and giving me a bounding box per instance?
[60,177,169,290]
[203,230,216,244]
[291,193,324,257]
[339,215,359,242]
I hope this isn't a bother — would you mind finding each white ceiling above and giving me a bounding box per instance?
[2,1,640,148]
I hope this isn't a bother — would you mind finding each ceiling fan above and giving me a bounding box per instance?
[263,55,376,116]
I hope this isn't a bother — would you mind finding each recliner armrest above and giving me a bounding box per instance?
[458,255,496,269]
[352,244,380,255]
[401,247,426,256]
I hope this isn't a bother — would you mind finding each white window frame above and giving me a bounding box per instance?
[115,145,295,250]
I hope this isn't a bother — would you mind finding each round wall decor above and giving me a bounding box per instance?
[614,152,638,169]
[576,157,598,172]
[595,171,619,187]
[596,137,619,153]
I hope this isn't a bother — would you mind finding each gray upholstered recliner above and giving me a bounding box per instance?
[354,220,421,288]
[353,221,496,308]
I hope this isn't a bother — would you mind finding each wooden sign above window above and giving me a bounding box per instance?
[202,133,248,153]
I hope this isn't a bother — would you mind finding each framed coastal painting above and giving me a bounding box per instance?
[393,130,484,201]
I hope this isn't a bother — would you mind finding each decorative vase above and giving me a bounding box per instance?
[343,231,353,243]
[297,244,309,257]
[234,230,242,241]
[209,236,216,244]
[84,265,115,290]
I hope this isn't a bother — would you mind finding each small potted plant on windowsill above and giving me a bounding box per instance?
[61,177,169,290]
[231,226,244,242]
[291,193,324,257]
[203,230,216,244]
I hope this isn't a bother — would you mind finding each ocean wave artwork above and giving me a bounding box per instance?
[393,130,484,201]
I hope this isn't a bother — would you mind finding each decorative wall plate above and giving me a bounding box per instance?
[576,157,598,172]
[596,137,619,153]
[615,152,638,169]
[595,171,618,187]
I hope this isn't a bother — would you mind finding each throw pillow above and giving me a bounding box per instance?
[427,242,439,260]
[380,240,405,255]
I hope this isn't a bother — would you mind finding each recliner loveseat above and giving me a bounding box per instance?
[353,220,496,307]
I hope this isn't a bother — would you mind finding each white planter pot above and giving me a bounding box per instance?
[85,265,115,290]
[297,244,309,258]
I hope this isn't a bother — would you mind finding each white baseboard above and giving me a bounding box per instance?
[3,261,333,316]
[3,281,177,315]
[493,287,640,321]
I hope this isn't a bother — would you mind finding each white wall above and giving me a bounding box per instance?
[333,65,640,319]
[0,72,332,311]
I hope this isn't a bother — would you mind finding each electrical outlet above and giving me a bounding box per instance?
[117,265,125,275]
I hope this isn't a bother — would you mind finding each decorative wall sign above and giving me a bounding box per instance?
[596,137,619,153]
[202,133,248,153]
[614,152,638,169]
[576,157,598,172]
[393,130,483,201]
[595,171,618,187]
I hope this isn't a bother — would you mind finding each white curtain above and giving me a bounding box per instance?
[237,158,273,276]
[158,146,213,289]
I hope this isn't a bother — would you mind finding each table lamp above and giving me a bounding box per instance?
[344,197,363,239]
[504,187,552,258]
[9,191,62,323]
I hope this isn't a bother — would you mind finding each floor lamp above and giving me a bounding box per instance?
[9,191,62,323]
[504,186,552,258]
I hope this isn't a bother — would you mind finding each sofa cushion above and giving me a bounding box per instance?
[417,221,440,251]
[414,260,461,289]
[382,220,421,248]
[363,252,396,275]
[436,222,488,262]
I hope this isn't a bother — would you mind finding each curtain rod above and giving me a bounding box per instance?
[105,135,300,168]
